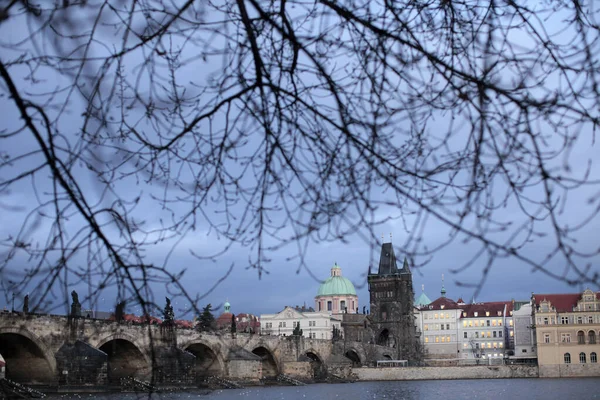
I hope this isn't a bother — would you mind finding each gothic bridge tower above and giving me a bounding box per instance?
[368,241,418,361]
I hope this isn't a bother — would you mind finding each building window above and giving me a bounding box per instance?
[578,331,585,344]
[579,352,586,363]
[486,311,490,317]
[446,324,450,330]
[499,331,503,338]
[424,324,429,331]
[474,312,478,317]
[435,336,439,343]
[492,320,497,327]
[544,334,551,343]
[543,317,548,325]
[441,336,446,343]
[591,352,597,363]
[340,300,346,311]
[475,332,479,338]
[279,322,282,327]
[499,342,503,348]
[561,333,571,343]
[441,324,445,331]
[425,337,429,343]
[589,331,596,344]
[327,301,332,311]
[577,316,583,324]
[435,313,439,319]
[589,316,594,324]
[493,331,497,338]
[487,331,491,338]
[424,314,429,320]
[510,330,514,337]
[498,319,503,326]
[475,320,479,327]
[564,353,571,364]
[463,321,467,327]
[487,320,491,326]
[447,336,451,342]
[464,332,468,339]
[469,321,473,327]
[509,320,513,327]
[282,322,286,327]
[561,316,569,325]
[318,302,322,311]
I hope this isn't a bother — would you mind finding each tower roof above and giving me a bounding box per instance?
[377,242,398,275]
[415,291,432,307]
[316,263,357,297]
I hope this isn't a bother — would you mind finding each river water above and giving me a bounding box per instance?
[45,378,600,400]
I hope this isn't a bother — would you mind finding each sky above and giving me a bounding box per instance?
[0,1,599,319]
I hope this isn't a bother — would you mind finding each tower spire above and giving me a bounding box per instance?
[441,274,446,298]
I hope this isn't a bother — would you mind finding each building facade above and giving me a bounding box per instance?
[416,295,463,361]
[458,302,513,361]
[260,306,341,339]
[368,242,419,361]
[533,289,600,377]
[512,300,537,361]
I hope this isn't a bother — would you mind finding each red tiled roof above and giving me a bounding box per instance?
[532,293,587,313]
[460,301,512,318]
[419,297,461,310]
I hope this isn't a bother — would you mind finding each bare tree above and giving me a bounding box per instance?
[0,0,599,315]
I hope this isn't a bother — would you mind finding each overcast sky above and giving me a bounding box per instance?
[1,1,598,319]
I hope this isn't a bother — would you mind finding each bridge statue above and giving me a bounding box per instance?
[70,290,81,317]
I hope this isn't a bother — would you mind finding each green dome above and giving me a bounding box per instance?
[317,263,357,296]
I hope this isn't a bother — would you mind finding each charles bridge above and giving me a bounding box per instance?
[0,312,391,387]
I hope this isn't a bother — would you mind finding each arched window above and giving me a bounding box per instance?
[564,353,571,364]
[589,331,596,344]
[591,352,597,363]
[577,330,585,344]
[579,352,586,363]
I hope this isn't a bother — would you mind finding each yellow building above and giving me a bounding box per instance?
[533,289,600,377]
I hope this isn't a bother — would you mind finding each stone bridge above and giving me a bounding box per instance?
[0,313,391,387]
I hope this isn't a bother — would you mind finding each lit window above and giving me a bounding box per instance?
[509,320,513,327]
[463,312,467,317]
[499,343,503,348]
[440,313,445,319]
[591,352,597,363]
[474,312,478,317]
[446,313,450,319]
[487,331,492,338]
[498,319,502,326]
[425,337,429,343]
[486,311,490,317]
[424,324,429,331]
[487,343,492,349]
[564,353,571,364]
[580,352,586,363]
[463,343,468,348]
[441,336,446,343]
[492,320,497,327]
[447,336,450,342]
[435,313,439,319]
[435,336,439,343]
[510,330,514,337]
[463,321,467,327]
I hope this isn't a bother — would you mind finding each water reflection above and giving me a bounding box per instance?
[45,378,600,400]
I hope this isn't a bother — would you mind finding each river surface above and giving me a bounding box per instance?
[46,378,600,400]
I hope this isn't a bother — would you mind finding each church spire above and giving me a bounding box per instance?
[441,274,446,298]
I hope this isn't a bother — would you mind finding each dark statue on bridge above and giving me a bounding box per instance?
[163,297,175,325]
[70,290,81,317]
[23,294,29,314]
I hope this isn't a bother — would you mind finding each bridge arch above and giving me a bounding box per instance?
[344,347,363,367]
[304,348,327,379]
[181,340,225,380]
[96,334,151,383]
[0,327,56,383]
[251,345,279,378]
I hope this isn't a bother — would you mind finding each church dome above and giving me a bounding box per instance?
[316,263,357,296]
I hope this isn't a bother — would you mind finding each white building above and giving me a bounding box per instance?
[458,301,514,361]
[260,306,341,339]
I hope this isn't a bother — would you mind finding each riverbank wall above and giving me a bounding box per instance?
[352,365,539,381]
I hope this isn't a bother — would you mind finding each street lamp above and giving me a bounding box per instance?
[11,293,15,313]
